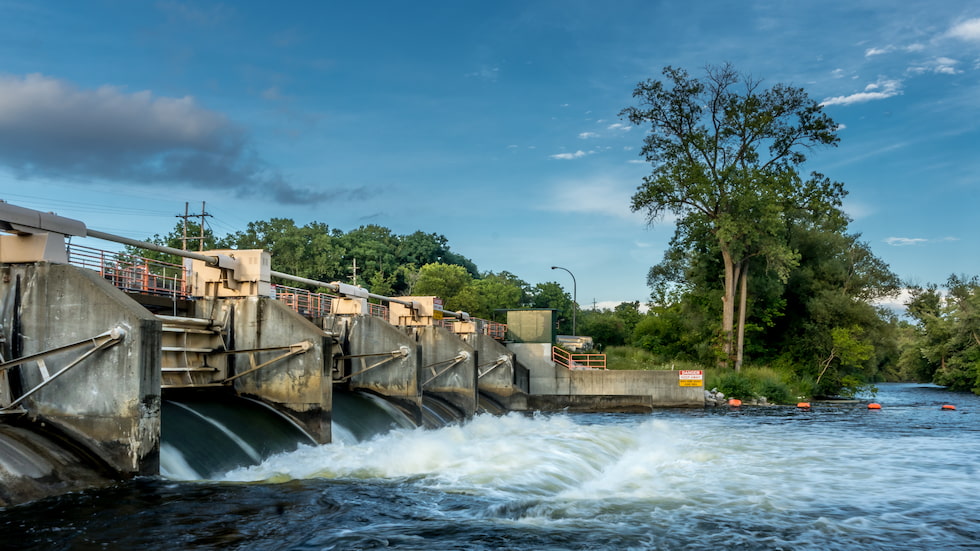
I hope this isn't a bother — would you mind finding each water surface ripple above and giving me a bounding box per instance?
[3,383,978,550]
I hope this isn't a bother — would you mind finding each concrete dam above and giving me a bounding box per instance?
[0,202,703,506]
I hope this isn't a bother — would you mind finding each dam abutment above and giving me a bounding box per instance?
[0,262,162,477]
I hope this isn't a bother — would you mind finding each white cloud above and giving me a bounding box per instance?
[872,288,914,313]
[607,123,632,132]
[578,132,599,139]
[865,46,892,57]
[549,150,590,160]
[948,17,980,41]
[820,78,903,106]
[885,237,928,246]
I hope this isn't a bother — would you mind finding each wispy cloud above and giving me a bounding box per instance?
[156,1,234,25]
[821,78,903,106]
[948,17,980,41]
[885,237,928,246]
[0,73,353,204]
[578,132,599,139]
[908,57,961,75]
[884,236,958,247]
[466,66,500,82]
[607,123,631,132]
[549,150,591,160]
[541,176,641,220]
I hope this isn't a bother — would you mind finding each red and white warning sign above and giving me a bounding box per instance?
[678,370,704,387]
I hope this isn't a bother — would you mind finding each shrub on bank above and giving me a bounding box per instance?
[706,366,805,404]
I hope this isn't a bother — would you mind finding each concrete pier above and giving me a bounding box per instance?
[192,296,335,444]
[0,262,162,476]
[412,325,478,418]
[322,313,422,423]
[461,330,528,412]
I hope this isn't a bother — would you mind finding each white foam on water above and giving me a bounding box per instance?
[217,404,980,547]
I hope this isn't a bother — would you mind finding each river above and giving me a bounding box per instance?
[3,383,978,550]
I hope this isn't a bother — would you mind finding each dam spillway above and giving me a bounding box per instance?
[0,202,703,506]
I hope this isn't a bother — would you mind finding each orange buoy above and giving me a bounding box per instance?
[728,398,742,407]
[941,404,956,411]
[867,403,881,410]
[797,402,811,409]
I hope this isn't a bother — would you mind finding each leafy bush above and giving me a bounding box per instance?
[757,376,792,404]
[715,371,755,400]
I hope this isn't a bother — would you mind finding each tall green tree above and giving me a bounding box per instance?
[621,63,840,368]
[901,276,980,393]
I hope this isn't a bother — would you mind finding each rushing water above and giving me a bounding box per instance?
[3,383,979,550]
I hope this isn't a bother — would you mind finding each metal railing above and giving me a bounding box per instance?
[67,243,188,299]
[272,284,336,317]
[552,346,606,370]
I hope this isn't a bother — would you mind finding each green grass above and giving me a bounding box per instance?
[603,345,704,371]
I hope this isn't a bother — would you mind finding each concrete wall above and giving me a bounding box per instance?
[0,263,161,476]
[508,343,563,395]
[507,342,704,408]
[194,296,333,444]
[322,314,422,423]
[412,326,477,417]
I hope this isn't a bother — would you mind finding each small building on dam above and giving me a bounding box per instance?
[0,201,704,506]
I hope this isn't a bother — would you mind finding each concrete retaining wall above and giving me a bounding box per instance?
[507,342,704,408]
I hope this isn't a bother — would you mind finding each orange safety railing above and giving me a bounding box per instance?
[67,243,188,298]
[552,345,606,370]
[272,284,391,321]
[436,317,508,341]
[272,284,337,317]
[368,301,388,319]
[483,321,507,340]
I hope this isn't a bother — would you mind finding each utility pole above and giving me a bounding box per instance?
[177,202,211,251]
[351,258,358,285]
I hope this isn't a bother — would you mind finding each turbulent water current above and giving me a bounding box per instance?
[3,383,979,550]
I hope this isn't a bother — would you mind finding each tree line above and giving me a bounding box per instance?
[133,219,575,324]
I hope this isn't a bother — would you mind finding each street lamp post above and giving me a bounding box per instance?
[550,265,577,336]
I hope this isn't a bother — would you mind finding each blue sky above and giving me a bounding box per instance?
[1,1,978,309]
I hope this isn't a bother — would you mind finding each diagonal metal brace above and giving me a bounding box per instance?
[221,341,312,384]
[335,345,410,383]
[478,354,512,379]
[2,326,126,410]
[422,351,470,388]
